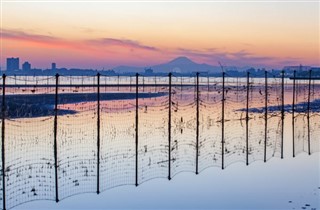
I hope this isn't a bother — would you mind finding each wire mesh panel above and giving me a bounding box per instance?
[1,72,320,209]
[0,77,3,209]
[57,76,97,200]
[198,76,222,171]
[100,76,135,191]
[171,76,196,177]
[138,76,169,184]
[4,76,56,209]
[293,77,309,156]
[144,76,165,93]
[248,73,266,163]
[265,72,283,160]
[310,79,320,154]
[310,115,320,154]
[224,75,247,167]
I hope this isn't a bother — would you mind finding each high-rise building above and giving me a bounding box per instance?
[7,57,19,71]
[22,62,31,71]
[52,63,56,70]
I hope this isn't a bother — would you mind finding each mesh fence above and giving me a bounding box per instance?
[310,79,320,154]
[4,76,56,209]
[0,73,318,209]
[57,75,97,201]
[224,74,247,167]
[198,76,222,172]
[265,72,283,160]
[138,76,169,184]
[293,76,310,156]
[171,76,197,177]
[100,76,135,191]
[293,71,320,156]
[248,72,267,163]
[310,115,320,154]
[0,77,3,209]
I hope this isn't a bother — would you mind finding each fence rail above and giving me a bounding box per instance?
[0,71,319,210]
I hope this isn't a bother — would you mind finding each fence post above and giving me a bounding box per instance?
[236,77,239,101]
[292,70,296,157]
[2,74,6,210]
[307,70,312,155]
[154,76,157,93]
[281,70,285,159]
[168,73,172,180]
[264,71,268,162]
[135,73,139,186]
[221,72,225,170]
[196,72,199,174]
[81,76,84,91]
[97,73,101,194]
[246,72,250,166]
[54,73,59,202]
[180,76,183,100]
[142,76,145,92]
[207,75,210,94]
[117,75,120,91]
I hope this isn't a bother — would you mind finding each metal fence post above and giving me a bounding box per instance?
[154,76,157,92]
[196,72,199,174]
[117,75,120,91]
[207,76,210,100]
[292,70,296,157]
[54,73,59,202]
[2,74,6,210]
[246,72,250,165]
[221,72,225,170]
[97,73,101,194]
[142,76,145,92]
[168,73,172,180]
[264,71,268,162]
[307,70,312,155]
[281,70,285,159]
[180,76,183,100]
[135,73,139,186]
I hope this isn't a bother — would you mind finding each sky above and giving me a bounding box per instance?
[0,0,319,70]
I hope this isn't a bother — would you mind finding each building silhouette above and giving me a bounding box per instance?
[52,63,56,70]
[283,65,312,72]
[22,62,31,71]
[7,57,19,71]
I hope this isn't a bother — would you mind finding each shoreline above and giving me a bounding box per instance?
[1,92,167,119]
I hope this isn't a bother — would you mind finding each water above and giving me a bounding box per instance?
[0,75,319,210]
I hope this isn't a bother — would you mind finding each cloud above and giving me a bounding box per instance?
[174,48,282,67]
[86,38,159,51]
[1,28,60,43]
[1,28,305,68]
[0,28,89,52]
[1,28,158,52]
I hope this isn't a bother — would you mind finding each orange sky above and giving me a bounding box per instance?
[0,1,319,69]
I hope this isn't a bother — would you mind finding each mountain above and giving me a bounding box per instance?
[111,65,142,73]
[112,56,221,74]
[167,56,196,65]
[152,56,221,73]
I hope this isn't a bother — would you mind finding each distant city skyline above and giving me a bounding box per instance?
[0,1,319,70]
[2,56,319,76]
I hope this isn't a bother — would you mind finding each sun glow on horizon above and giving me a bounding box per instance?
[0,1,319,69]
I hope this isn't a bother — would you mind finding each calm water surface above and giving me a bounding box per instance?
[0,75,318,210]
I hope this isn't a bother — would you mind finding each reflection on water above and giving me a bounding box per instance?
[0,74,319,209]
